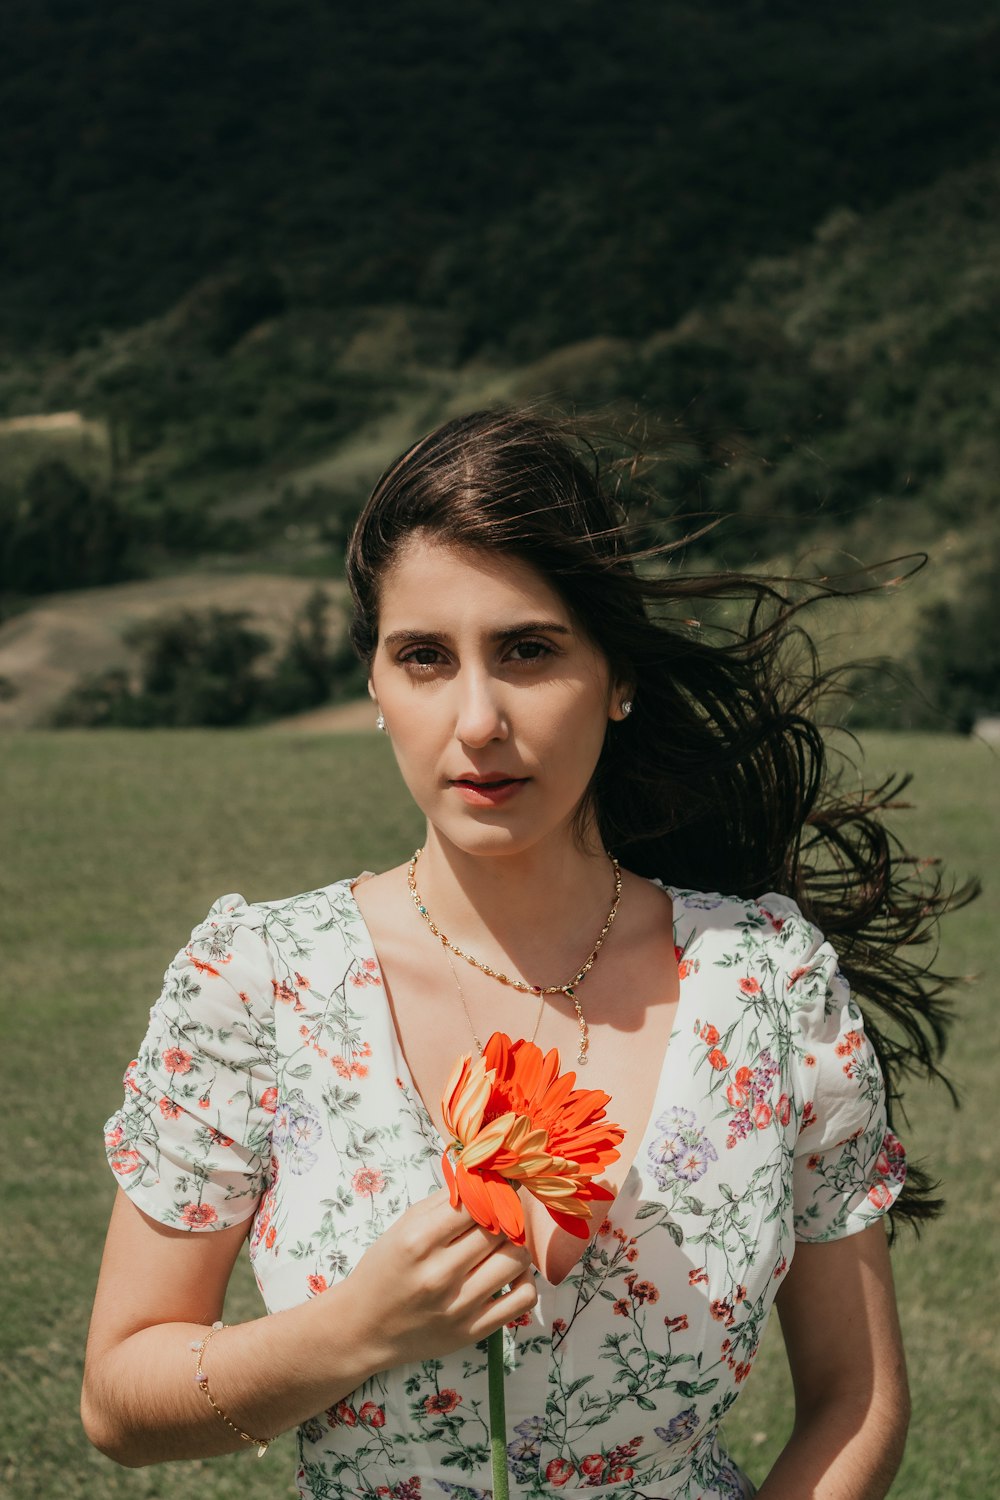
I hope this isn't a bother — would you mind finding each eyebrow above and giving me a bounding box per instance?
[382,620,574,649]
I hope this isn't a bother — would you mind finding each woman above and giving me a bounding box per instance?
[83,407,956,1498]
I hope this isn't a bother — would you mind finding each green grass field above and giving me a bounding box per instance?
[1,730,996,1498]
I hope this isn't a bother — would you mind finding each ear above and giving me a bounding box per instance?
[608,683,636,722]
[367,679,377,704]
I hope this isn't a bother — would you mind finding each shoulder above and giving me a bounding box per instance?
[663,883,812,959]
[172,875,373,1006]
[205,875,371,943]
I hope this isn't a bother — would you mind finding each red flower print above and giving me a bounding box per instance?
[336,1401,358,1426]
[352,1167,386,1197]
[209,1128,234,1147]
[807,1153,822,1170]
[545,1459,576,1487]
[123,1060,140,1093]
[625,1246,638,1262]
[710,1298,735,1327]
[307,1274,328,1295]
[186,949,230,978]
[505,1311,533,1329]
[109,1145,141,1175]
[180,1202,218,1228]
[773,1255,787,1278]
[726,1065,752,1108]
[734,1361,752,1382]
[161,1047,192,1074]
[198,1095,211,1109]
[158,1097,182,1119]
[735,1283,747,1302]
[359,1401,386,1427]
[677,959,693,980]
[607,1465,634,1483]
[753,1101,772,1130]
[239,991,251,1005]
[597,1218,613,1236]
[738,977,761,995]
[552,1317,568,1334]
[265,1225,277,1248]
[295,971,310,988]
[759,908,785,932]
[688,1267,709,1286]
[699,1023,720,1046]
[707,1048,728,1070]
[835,1028,864,1057]
[801,1100,817,1128]
[868,1181,893,1211]
[788,965,810,986]
[580,1454,606,1482]
[259,1086,278,1113]
[776,1092,791,1126]
[612,1298,631,1316]
[663,1314,689,1333]
[632,1279,659,1304]
[674,945,684,964]
[423,1389,461,1415]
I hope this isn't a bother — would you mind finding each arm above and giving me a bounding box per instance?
[755,1222,909,1499]
[82,1186,536,1467]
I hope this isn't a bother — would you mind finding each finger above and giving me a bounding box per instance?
[469,1267,539,1341]
[462,1245,536,1306]
[446,1219,530,1276]
[407,1189,476,1245]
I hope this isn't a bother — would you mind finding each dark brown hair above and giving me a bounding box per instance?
[346,405,975,1230]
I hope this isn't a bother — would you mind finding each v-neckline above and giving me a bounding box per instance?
[344,875,693,1287]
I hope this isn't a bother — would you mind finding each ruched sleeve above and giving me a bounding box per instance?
[103,893,277,1231]
[759,895,907,1243]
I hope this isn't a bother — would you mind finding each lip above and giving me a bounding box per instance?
[449,775,529,808]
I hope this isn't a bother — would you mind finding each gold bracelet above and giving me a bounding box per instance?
[191,1321,276,1458]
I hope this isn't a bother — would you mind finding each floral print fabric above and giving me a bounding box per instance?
[105,880,905,1500]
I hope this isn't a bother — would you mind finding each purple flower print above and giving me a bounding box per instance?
[654,1406,700,1445]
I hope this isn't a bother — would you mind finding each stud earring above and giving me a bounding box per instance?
[620,700,633,718]
[375,712,386,733]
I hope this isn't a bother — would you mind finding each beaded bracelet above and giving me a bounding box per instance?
[191,1321,276,1458]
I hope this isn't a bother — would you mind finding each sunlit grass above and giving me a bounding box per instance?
[1,729,995,1498]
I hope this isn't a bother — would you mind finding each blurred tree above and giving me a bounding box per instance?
[911,552,1000,732]
[0,459,131,594]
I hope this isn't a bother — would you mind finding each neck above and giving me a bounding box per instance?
[414,824,617,989]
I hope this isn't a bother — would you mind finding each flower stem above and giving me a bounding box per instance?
[487,1328,509,1500]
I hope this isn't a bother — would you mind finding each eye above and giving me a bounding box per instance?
[398,645,447,672]
[507,638,554,663]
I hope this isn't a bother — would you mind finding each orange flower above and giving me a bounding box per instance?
[440,1032,624,1245]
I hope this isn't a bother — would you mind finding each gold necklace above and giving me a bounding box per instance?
[407,846,623,1066]
[443,947,545,1058]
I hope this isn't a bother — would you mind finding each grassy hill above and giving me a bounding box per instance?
[3,153,999,728]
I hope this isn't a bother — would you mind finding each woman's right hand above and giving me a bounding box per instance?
[341,1187,538,1370]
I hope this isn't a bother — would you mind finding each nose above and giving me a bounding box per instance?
[453,666,509,748]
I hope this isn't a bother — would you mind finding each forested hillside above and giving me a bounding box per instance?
[4,1,997,354]
[1,2,998,729]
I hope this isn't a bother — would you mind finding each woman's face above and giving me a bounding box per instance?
[369,535,628,859]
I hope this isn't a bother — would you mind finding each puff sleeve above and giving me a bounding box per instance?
[760,895,907,1243]
[103,894,277,1231]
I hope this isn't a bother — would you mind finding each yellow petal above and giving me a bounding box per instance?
[460,1111,517,1168]
[443,1053,495,1143]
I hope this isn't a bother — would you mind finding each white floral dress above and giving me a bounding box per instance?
[104,878,906,1500]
